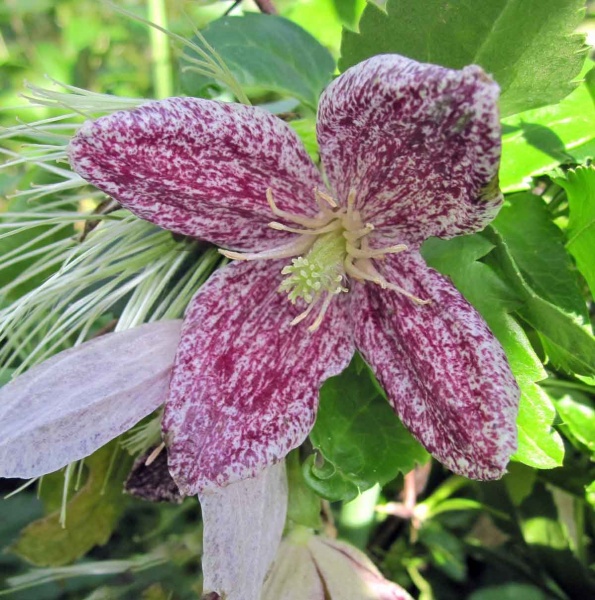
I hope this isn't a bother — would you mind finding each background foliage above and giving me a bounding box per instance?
[1,1,594,599]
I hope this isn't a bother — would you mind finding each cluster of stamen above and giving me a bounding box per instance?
[220,188,429,332]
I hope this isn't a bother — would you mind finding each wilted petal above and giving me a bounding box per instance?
[69,98,323,252]
[0,320,181,479]
[317,55,502,246]
[310,537,413,600]
[352,252,519,480]
[200,461,287,600]
[163,261,354,495]
[124,446,184,504]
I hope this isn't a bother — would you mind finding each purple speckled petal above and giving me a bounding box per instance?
[317,55,502,246]
[163,260,354,495]
[352,252,519,480]
[0,321,181,479]
[68,98,324,252]
[200,461,287,600]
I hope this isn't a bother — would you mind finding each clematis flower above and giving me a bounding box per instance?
[262,527,412,600]
[67,54,520,496]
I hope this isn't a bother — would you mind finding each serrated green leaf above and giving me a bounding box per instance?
[11,442,132,566]
[485,226,595,377]
[181,14,335,108]
[554,166,595,300]
[500,80,595,192]
[493,193,588,322]
[514,383,564,469]
[422,235,564,469]
[340,0,587,116]
[306,358,428,502]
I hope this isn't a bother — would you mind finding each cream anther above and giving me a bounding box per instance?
[315,188,339,209]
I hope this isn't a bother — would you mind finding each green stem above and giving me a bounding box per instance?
[339,484,380,549]
[148,0,173,98]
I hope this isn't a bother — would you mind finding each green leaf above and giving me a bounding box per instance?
[586,481,595,509]
[493,193,588,322]
[552,392,595,455]
[554,166,595,300]
[500,79,595,192]
[419,522,467,582]
[181,14,335,108]
[422,235,564,469]
[503,462,537,506]
[282,0,366,56]
[520,482,595,598]
[485,227,595,377]
[286,451,322,530]
[586,66,595,106]
[11,443,132,566]
[340,0,587,116]
[288,118,319,160]
[305,358,428,502]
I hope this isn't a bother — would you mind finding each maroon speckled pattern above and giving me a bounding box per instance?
[318,55,502,247]
[162,260,354,494]
[68,98,323,252]
[352,252,519,480]
[68,55,519,494]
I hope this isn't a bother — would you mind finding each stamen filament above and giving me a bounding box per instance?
[345,259,431,305]
[266,189,325,229]
[308,293,335,332]
[343,224,374,242]
[268,220,341,236]
[219,235,314,262]
[290,300,317,326]
[344,242,409,259]
[347,188,357,211]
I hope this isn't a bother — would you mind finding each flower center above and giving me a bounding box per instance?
[220,188,429,332]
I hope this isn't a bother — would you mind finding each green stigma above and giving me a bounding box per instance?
[279,230,348,304]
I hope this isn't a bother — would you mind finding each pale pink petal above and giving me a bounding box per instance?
[352,252,519,480]
[309,536,413,600]
[262,538,325,600]
[0,321,182,479]
[68,98,324,251]
[200,461,287,600]
[162,260,354,495]
[317,55,502,246]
